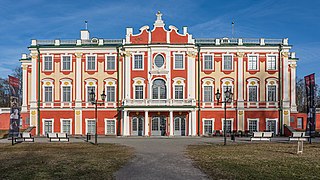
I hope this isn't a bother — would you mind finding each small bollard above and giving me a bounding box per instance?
[87,133,91,141]
[297,140,303,154]
[231,134,235,142]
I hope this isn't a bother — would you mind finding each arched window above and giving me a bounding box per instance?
[154,54,164,68]
[152,79,166,99]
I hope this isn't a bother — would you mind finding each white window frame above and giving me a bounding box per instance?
[85,79,97,102]
[265,118,278,135]
[222,54,233,70]
[248,86,258,102]
[247,54,258,70]
[85,118,96,134]
[203,54,214,70]
[266,54,278,70]
[105,119,117,135]
[106,85,116,102]
[61,55,72,71]
[42,118,54,135]
[172,77,185,100]
[202,118,215,135]
[266,79,278,102]
[247,118,259,132]
[173,53,185,70]
[246,78,259,102]
[174,85,184,99]
[297,117,303,129]
[135,85,144,99]
[154,53,165,69]
[221,118,234,132]
[43,55,53,71]
[202,78,215,103]
[105,54,116,71]
[60,118,72,134]
[86,54,97,71]
[43,86,53,102]
[132,77,146,100]
[132,53,144,70]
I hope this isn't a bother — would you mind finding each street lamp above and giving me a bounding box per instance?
[215,87,233,145]
[89,89,106,145]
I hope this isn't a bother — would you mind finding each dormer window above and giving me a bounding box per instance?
[154,54,164,68]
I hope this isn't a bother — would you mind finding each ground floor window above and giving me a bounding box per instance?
[248,119,258,132]
[203,119,213,135]
[266,119,277,134]
[44,120,53,135]
[222,119,232,133]
[87,120,96,134]
[61,119,71,134]
[297,117,303,129]
[106,120,115,135]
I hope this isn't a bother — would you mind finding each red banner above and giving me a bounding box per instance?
[8,75,19,88]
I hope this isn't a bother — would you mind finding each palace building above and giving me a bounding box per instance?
[18,12,302,136]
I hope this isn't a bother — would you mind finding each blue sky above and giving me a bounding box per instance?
[0,0,319,83]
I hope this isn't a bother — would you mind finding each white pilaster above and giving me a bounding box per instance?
[282,52,290,107]
[75,53,82,106]
[30,55,37,108]
[144,111,149,136]
[188,111,192,136]
[170,111,174,136]
[123,110,129,136]
[124,54,131,99]
[237,52,244,102]
[188,53,196,99]
[290,63,297,112]
[191,110,197,136]
[21,65,28,112]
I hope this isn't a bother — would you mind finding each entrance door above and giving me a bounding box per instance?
[132,117,144,136]
[266,120,277,134]
[152,116,166,136]
[174,117,186,136]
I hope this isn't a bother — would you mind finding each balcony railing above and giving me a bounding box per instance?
[123,99,196,106]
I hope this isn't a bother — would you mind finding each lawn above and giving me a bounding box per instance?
[0,143,134,179]
[187,142,320,179]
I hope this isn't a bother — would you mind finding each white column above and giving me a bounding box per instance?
[188,53,196,99]
[192,110,197,136]
[123,110,129,136]
[170,111,174,136]
[124,54,131,99]
[282,53,290,107]
[30,55,37,108]
[144,111,149,136]
[237,53,244,102]
[75,53,82,105]
[290,64,297,112]
[188,111,192,136]
[21,65,28,112]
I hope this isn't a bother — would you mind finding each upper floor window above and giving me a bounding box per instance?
[174,54,183,69]
[134,55,143,69]
[106,56,116,70]
[44,86,53,102]
[44,56,53,71]
[223,55,233,70]
[267,85,276,101]
[267,55,277,70]
[174,85,183,99]
[203,55,213,70]
[248,56,258,70]
[62,86,71,102]
[106,86,115,102]
[87,56,96,71]
[248,86,258,101]
[62,56,71,71]
[203,86,213,102]
[87,86,95,102]
[152,79,166,99]
[135,85,144,99]
[154,54,164,68]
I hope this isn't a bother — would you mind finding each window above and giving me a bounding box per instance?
[154,54,164,68]
[87,56,96,70]
[266,119,277,134]
[106,120,115,135]
[44,86,53,102]
[203,55,213,70]
[248,120,258,132]
[267,56,277,70]
[152,79,166,99]
[62,86,71,102]
[87,86,95,102]
[223,55,233,70]
[248,56,257,70]
[106,56,115,70]
[106,86,115,102]
[62,56,71,71]
[297,118,303,129]
[203,120,213,134]
[174,54,183,69]
[152,118,159,131]
[222,86,233,101]
[62,120,71,134]
[223,120,232,133]
[44,120,52,135]
[134,55,143,69]
[174,85,183,99]
[87,120,96,134]
[135,85,143,99]
[44,56,53,71]
[248,86,257,101]
[267,85,276,101]
[203,86,212,102]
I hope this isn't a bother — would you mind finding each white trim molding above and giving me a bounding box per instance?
[104,118,117,135]
[202,118,215,135]
[60,118,73,134]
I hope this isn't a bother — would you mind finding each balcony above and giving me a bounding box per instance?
[123,99,196,107]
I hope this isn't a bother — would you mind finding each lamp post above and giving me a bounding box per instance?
[215,87,233,145]
[89,89,106,145]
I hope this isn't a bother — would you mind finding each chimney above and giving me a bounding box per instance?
[81,20,90,40]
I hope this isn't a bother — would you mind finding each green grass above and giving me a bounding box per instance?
[187,142,320,179]
[0,143,134,180]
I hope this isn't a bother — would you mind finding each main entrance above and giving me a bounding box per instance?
[174,117,186,136]
[151,116,166,136]
[132,117,144,136]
